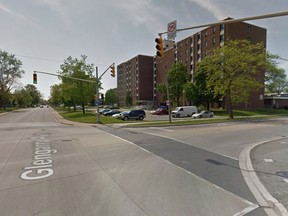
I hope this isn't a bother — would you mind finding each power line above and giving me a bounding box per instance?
[279,57,288,62]
[16,54,63,62]
[16,54,111,66]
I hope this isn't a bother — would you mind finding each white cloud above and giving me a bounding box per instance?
[187,0,228,20]
[0,2,32,22]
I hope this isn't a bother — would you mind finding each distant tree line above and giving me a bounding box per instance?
[0,50,43,109]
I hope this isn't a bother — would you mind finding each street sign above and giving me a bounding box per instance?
[167,20,177,40]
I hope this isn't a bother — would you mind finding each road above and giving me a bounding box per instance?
[0,107,287,215]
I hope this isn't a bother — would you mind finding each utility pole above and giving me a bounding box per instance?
[95,63,115,124]
[95,66,100,124]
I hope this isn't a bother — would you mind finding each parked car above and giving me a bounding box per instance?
[150,108,169,115]
[192,110,214,119]
[171,106,198,117]
[112,111,126,119]
[103,110,121,116]
[95,109,110,115]
[119,110,146,121]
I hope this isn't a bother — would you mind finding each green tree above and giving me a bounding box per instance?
[25,84,42,106]
[49,84,63,106]
[184,65,218,110]
[58,55,97,114]
[199,40,266,118]
[265,67,287,94]
[105,88,117,106]
[0,50,24,109]
[167,63,190,107]
[156,83,168,101]
[125,91,132,107]
[13,88,33,108]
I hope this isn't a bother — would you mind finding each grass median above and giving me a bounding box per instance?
[56,108,288,126]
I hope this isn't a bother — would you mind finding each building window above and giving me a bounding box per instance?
[213,26,216,34]
[248,25,251,32]
[205,30,208,37]
[213,37,216,45]
[197,33,201,41]
[220,35,224,43]
[220,24,224,31]
[205,40,208,47]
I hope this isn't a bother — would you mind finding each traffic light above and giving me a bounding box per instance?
[110,63,115,77]
[33,73,37,84]
[155,36,164,58]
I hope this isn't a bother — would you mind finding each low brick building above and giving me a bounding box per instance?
[264,94,288,109]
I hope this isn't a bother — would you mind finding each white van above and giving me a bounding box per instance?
[171,106,198,117]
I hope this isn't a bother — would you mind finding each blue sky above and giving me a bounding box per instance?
[1,0,288,99]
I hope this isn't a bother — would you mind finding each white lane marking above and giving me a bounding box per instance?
[264,158,274,163]
[149,127,173,132]
[279,141,287,144]
[284,179,288,184]
[233,204,259,216]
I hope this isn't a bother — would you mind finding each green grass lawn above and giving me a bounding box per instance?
[57,108,288,126]
[213,108,288,117]
[60,110,124,124]
[0,107,17,113]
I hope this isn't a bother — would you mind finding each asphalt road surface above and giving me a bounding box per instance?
[0,107,287,216]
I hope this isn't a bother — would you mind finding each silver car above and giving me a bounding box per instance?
[192,110,214,119]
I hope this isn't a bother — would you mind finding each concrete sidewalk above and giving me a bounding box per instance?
[249,138,288,216]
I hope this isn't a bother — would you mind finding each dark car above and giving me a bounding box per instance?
[95,109,111,115]
[119,109,146,121]
[150,108,169,115]
[103,110,121,116]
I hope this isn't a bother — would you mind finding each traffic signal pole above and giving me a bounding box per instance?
[95,66,100,124]
[158,10,288,36]
[34,63,115,124]
[95,63,115,124]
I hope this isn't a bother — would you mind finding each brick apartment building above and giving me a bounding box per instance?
[117,55,154,107]
[116,19,267,109]
[155,19,267,109]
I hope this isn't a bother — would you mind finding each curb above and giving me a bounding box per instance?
[239,138,288,216]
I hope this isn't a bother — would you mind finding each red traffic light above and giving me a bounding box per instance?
[33,73,37,84]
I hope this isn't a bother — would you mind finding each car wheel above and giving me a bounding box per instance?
[124,116,129,121]
[139,116,144,121]
[199,115,203,118]
[210,115,213,118]
[176,114,180,118]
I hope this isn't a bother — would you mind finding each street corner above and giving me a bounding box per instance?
[240,138,288,216]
